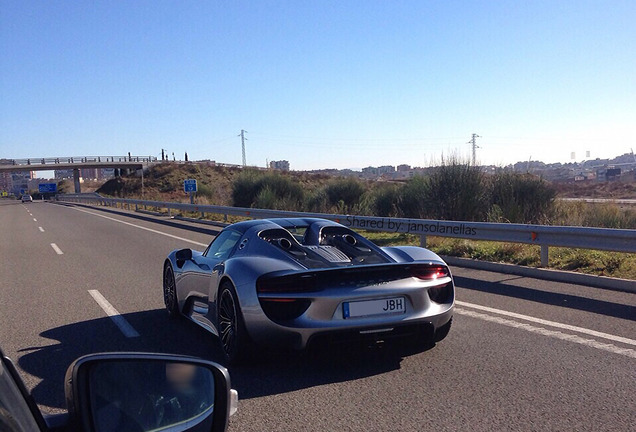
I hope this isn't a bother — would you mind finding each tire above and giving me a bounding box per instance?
[163,263,179,317]
[217,281,251,365]
[434,318,452,343]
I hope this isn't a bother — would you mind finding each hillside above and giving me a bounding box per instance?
[97,162,333,205]
[553,180,636,199]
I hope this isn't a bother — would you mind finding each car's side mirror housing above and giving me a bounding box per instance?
[64,353,237,432]
[176,248,193,264]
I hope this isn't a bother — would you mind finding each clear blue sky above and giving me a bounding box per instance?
[1,1,635,171]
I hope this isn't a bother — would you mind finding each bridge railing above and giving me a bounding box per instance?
[57,193,636,268]
[0,156,158,166]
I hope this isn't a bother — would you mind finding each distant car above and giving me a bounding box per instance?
[163,218,455,364]
[21,194,33,203]
[0,346,236,432]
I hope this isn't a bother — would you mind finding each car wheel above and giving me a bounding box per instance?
[217,282,250,365]
[434,318,452,343]
[163,263,179,317]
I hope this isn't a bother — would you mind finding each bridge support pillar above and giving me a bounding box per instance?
[73,168,81,193]
[419,235,427,248]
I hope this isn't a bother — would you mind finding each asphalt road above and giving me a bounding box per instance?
[1,200,634,431]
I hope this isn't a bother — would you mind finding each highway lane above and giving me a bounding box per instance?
[0,201,634,431]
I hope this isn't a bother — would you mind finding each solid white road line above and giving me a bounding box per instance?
[455,308,636,359]
[88,290,140,338]
[50,243,63,255]
[38,226,45,232]
[456,300,636,346]
[69,207,208,247]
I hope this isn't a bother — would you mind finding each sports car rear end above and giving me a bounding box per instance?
[248,261,454,350]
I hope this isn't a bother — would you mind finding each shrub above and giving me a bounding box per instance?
[424,155,488,221]
[231,170,263,207]
[398,176,428,218]
[197,183,215,200]
[231,170,304,209]
[304,187,329,213]
[363,184,401,217]
[324,178,366,211]
[489,172,556,223]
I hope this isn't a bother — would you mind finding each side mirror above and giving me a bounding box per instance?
[176,249,193,262]
[64,353,238,432]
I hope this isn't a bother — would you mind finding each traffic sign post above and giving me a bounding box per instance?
[184,179,197,204]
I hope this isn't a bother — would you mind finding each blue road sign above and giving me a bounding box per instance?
[38,183,58,193]
[20,189,25,195]
[184,179,198,193]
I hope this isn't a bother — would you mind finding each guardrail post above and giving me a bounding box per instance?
[420,235,427,248]
[540,245,549,268]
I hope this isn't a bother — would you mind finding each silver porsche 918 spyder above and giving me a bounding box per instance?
[163,218,454,363]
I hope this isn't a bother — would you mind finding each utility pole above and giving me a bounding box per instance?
[468,133,480,166]
[239,130,248,167]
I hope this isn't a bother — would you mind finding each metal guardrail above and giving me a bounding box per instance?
[58,193,636,267]
[0,156,157,166]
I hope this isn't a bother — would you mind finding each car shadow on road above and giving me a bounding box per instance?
[230,342,422,400]
[18,309,428,410]
[453,275,636,321]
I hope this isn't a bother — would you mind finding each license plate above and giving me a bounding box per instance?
[343,297,406,319]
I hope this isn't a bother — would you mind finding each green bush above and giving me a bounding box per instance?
[324,178,366,211]
[304,187,329,213]
[231,170,304,209]
[363,184,401,217]
[197,183,215,200]
[424,155,488,221]
[398,176,428,218]
[489,172,556,223]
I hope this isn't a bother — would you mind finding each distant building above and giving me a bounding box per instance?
[81,168,99,180]
[377,165,395,175]
[10,171,33,195]
[606,167,621,181]
[55,169,74,180]
[269,160,290,171]
[397,164,411,172]
[101,168,116,179]
[0,171,12,192]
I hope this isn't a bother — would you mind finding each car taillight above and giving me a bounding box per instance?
[411,265,449,281]
[256,274,318,293]
[259,299,311,322]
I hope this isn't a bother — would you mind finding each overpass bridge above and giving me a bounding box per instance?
[0,155,157,193]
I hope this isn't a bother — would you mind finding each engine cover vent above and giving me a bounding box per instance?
[305,245,351,263]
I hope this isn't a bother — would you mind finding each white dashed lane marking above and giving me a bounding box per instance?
[88,290,140,338]
[50,243,63,255]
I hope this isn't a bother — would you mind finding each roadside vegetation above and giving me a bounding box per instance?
[95,161,635,279]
